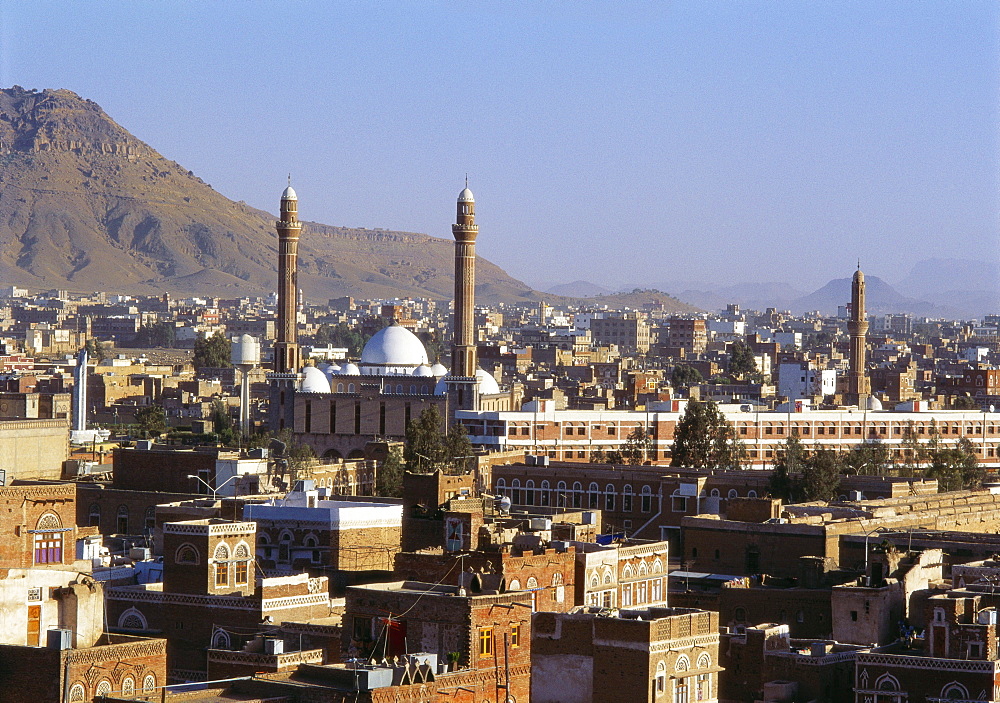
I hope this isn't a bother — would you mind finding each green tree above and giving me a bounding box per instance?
[590,448,608,464]
[130,322,176,348]
[84,337,108,362]
[953,395,980,410]
[769,433,807,501]
[314,323,371,357]
[134,405,167,438]
[607,450,624,464]
[671,364,703,388]
[210,399,236,446]
[376,447,405,498]
[193,332,232,370]
[842,440,891,476]
[898,420,924,474]
[403,407,475,474]
[926,437,984,492]
[728,340,757,380]
[796,449,842,502]
[622,426,652,465]
[670,399,746,470]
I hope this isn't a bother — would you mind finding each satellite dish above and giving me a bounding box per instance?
[498,496,512,514]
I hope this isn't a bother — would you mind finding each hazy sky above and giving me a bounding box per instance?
[1,1,997,293]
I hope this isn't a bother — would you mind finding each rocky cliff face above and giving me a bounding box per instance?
[0,87,540,303]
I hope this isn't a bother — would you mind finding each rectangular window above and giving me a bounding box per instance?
[215,562,229,587]
[234,560,248,586]
[510,623,520,648]
[34,532,63,564]
[479,627,493,657]
[353,616,372,641]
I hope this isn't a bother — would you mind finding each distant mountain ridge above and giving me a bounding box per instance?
[0,87,543,305]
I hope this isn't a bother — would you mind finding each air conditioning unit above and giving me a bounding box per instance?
[848,490,863,501]
[47,629,73,650]
[264,638,284,655]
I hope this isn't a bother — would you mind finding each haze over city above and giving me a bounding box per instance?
[2,1,995,294]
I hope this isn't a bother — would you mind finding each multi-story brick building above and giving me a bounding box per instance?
[108,518,331,681]
[0,634,167,703]
[532,607,721,703]
[343,581,532,702]
[245,489,402,582]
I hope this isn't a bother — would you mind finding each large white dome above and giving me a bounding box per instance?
[300,365,331,393]
[360,323,429,375]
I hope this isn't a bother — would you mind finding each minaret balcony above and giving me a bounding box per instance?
[451,223,478,232]
[275,221,303,229]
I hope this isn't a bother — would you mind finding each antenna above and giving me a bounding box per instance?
[465,173,468,188]
[287,173,291,186]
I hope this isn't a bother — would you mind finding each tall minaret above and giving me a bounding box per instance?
[268,184,304,433]
[847,265,870,405]
[448,182,479,412]
[274,185,302,374]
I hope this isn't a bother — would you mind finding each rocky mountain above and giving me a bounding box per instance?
[788,275,959,318]
[894,258,999,319]
[0,87,547,305]
[545,280,612,298]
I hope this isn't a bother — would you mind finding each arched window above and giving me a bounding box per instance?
[396,384,403,393]
[34,512,63,564]
[552,572,565,603]
[304,534,320,563]
[512,478,521,505]
[697,653,711,668]
[603,569,613,585]
[675,655,690,672]
[279,531,293,563]
[654,661,666,695]
[638,561,648,576]
[212,628,232,650]
[589,482,600,509]
[122,677,135,696]
[540,480,550,507]
[527,577,538,589]
[89,503,101,527]
[622,484,633,512]
[641,485,652,513]
[144,506,156,532]
[143,674,156,693]
[622,564,634,579]
[747,490,758,498]
[652,558,663,573]
[710,488,720,497]
[557,481,567,508]
[525,480,535,506]
[175,543,199,564]
[117,505,129,534]
[337,383,344,392]
[508,579,521,591]
[875,674,899,691]
[118,607,147,630]
[214,543,230,587]
[605,484,616,511]
[495,478,506,494]
[591,573,599,587]
[572,482,583,508]
[940,682,968,699]
[96,681,112,698]
[69,684,86,702]
[728,489,738,499]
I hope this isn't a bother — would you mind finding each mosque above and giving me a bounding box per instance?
[267,184,515,461]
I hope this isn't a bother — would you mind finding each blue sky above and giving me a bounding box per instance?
[1,1,996,293]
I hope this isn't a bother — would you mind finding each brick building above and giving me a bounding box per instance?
[108,518,331,681]
[343,581,532,703]
[0,633,167,703]
[532,607,721,703]
[245,489,403,585]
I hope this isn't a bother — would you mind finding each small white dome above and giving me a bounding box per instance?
[458,187,474,203]
[340,362,360,376]
[300,365,331,393]
[476,368,501,395]
[866,395,883,411]
[412,365,434,377]
[430,363,448,377]
[433,369,501,396]
[360,323,429,373]
[282,185,297,200]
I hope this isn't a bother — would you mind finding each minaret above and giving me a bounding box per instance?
[847,265,871,405]
[448,182,480,413]
[274,185,302,374]
[268,184,304,433]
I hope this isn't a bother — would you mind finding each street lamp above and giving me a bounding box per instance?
[187,473,240,500]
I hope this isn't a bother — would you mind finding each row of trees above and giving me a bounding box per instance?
[376,406,473,497]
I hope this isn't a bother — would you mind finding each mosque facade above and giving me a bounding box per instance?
[269,185,513,459]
